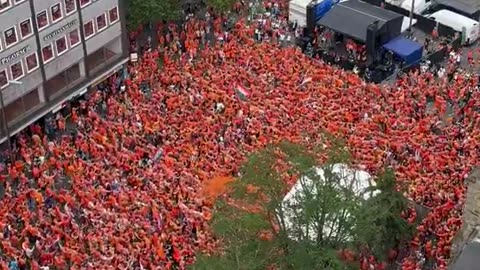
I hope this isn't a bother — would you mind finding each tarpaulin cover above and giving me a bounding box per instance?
[382,36,423,65]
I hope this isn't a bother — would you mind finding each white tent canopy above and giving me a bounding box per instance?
[280,163,379,241]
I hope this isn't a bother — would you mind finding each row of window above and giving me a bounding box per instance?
[0,0,94,13]
[0,5,118,52]
[0,6,120,89]
[0,52,39,89]
[0,0,26,13]
[40,7,119,63]
[36,0,81,32]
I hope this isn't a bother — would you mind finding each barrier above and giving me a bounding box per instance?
[451,37,462,50]
[415,15,436,34]
[384,3,410,17]
[438,23,457,38]
[427,47,447,65]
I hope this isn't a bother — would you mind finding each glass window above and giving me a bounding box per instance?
[42,44,54,63]
[79,0,90,7]
[0,0,11,12]
[4,27,18,47]
[68,29,80,47]
[64,0,76,15]
[96,13,107,31]
[10,61,23,80]
[109,6,119,23]
[25,53,38,72]
[20,19,33,39]
[0,70,7,89]
[51,3,62,22]
[83,20,94,39]
[55,36,67,55]
[36,10,49,30]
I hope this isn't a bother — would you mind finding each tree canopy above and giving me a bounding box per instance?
[205,0,238,13]
[126,0,182,31]
[190,140,415,270]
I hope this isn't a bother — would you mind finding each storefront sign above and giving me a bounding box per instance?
[1,46,30,65]
[43,19,78,41]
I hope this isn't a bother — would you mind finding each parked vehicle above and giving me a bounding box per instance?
[428,9,480,45]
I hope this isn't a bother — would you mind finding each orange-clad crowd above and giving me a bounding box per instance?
[0,1,477,269]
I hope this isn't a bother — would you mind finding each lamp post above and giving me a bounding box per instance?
[1,80,22,162]
[409,0,415,32]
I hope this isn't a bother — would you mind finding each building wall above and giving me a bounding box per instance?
[86,23,121,54]
[0,0,128,142]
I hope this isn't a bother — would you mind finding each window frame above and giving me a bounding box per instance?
[25,52,39,73]
[36,10,49,31]
[79,0,90,8]
[41,43,54,64]
[68,28,80,47]
[4,26,18,48]
[50,3,63,23]
[0,69,8,90]
[14,0,26,4]
[19,18,33,39]
[64,0,76,16]
[55,36,68,56]
[96,13,107,32]
[108,6,119,24]
[0,0,12,14]
[9,60,24,81]
[83,19,95,40]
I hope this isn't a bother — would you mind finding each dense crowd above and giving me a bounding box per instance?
[0,0,478,269]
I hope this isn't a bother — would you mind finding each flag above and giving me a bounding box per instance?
[235,84,250,100]
[301,77,312,85]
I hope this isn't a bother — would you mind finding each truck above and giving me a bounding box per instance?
[288,0,337,28]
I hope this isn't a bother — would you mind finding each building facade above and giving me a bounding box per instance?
[0,0,128,143]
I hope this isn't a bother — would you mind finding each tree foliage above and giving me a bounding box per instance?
[190,139,415,270]
[126,0,182,31]
[206,0,238,13]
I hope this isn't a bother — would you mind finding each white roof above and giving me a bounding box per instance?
[290,0,313,9]
[281,163,379,241]
[429,9,479,26]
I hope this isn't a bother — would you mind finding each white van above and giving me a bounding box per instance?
[428,10,480,45]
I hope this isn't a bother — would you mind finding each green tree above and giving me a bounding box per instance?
[191,140,414,270]
[126,0,182,31]
[206,0,237,13]
[354,168,415,260]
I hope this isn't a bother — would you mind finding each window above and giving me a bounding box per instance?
[10,61,24,80]
[51,3,63,22]
[4,27,18,47]
[42,44,54,63]
[0,70,7,89]
[0,0,11,12]
[20,19,33,39]
[68,29,80,47]
[64,0,76,15]
[25,53,39,72]
[36,10,49,30]
[79,0,90,7]
[96,13,107,31]
[108,6,119,24]
[14,0,26,3]
[83,20,94,39]
[55,36,67,55]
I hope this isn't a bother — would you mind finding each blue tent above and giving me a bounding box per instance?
[382,37,423,65]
